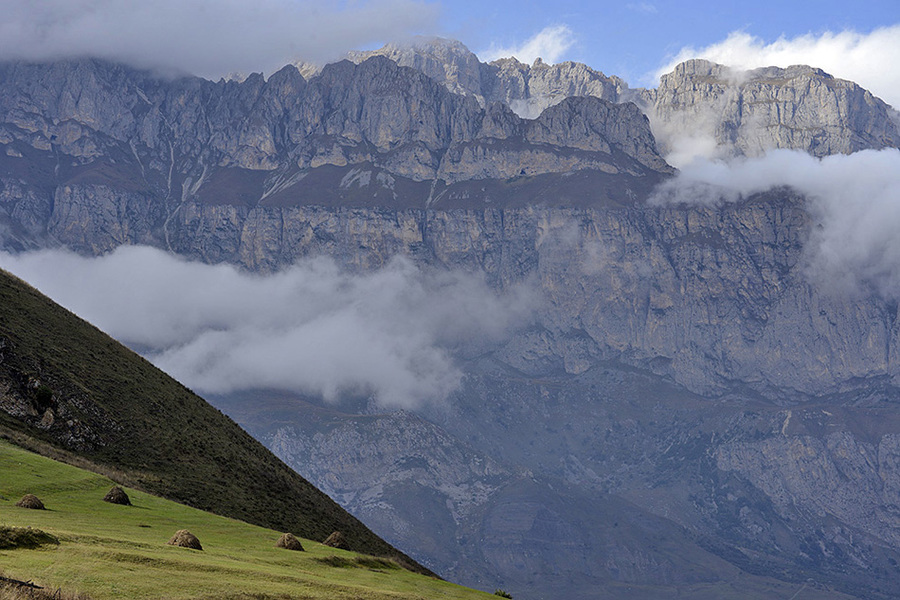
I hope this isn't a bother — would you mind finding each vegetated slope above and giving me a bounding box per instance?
[0,439,489,600]
[0,267,427,574]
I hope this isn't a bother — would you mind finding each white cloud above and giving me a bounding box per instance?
[479,24,576,65]
[650,148,900,298]
[0,247,536,408]
[655,26,900,109]
[0,0,440,79]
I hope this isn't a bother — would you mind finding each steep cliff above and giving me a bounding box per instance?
[635,58,900,161]
[137,196,894,400]
[0,55,666,258]
[346,37,627,119]
[343,40,900,161]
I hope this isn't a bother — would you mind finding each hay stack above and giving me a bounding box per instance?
[322,531,350,550]
[167,529,202,550]
[15,494,44,510]
[275,532,304,551]
[103,486,131,506]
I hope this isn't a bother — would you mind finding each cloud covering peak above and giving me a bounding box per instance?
[651,148,900,299]
[0,0,440,79]
[657,26,900,109]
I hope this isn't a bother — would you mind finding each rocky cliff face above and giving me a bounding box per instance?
[345,41,900,162]
[3,52,900,599]
[146,196,892,399]
[0,55,665,256]
[347,37,627,119]
[634,58,900,161]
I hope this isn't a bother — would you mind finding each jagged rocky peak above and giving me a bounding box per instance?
[345,37,627,120]
[0,55,672,254]
[346,37,486,100]
[484,55,627,119]
[523,96,669,173]
[636,57,900,162]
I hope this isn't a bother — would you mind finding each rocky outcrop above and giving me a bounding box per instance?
[485,57,626,119]
[259,407,511,575]
[717,427,900,548]
[346,38,489,101]
[347,37,627,119]
[0,56,666,257]
[120,195,889,400]
[635,59,900,161]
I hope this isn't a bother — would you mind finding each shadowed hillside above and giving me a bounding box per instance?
[0,267,429,575]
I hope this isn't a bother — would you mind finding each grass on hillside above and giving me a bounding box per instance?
[0,267,421,569]
[0,440,492,600]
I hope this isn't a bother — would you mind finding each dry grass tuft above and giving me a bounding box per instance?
[0,571,91,600]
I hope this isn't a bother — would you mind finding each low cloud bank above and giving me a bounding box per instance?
[0,247,535,407]
[657,26,900,109]
[651,148,900,298]
[0,0,439,80]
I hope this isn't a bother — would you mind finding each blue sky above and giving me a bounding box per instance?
[434,0,899,85]
[1,1,898,102]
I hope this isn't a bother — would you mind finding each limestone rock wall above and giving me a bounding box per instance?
[346,37,627,119]
[148,196,895,400]
[635,59,900,159]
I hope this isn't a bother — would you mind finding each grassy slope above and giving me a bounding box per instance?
[0,439,491,599]
[0,268,424,571]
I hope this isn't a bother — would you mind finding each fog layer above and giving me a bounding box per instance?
[0,247,536,407]
[652,148,900,298]
[0,0,439,79]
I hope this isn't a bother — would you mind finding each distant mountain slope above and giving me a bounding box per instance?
[0,267,427,573]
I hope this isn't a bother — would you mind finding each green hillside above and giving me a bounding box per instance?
[0,268,425,572]
[0,439,491,599]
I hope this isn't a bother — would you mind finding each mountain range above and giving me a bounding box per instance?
[2,37,900,599]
